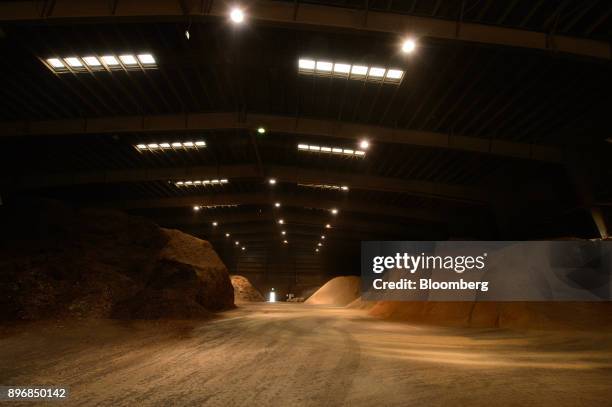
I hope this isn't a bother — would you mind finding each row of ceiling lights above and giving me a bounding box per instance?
[45,53,156,73]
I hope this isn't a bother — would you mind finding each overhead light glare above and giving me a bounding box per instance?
[212,221,218,226]
[401,38,417,54]
[175,179,229,187]
[269,178,277,185]
[135,140,206,151]
[298,59,316,71]
[274,202,281,208]
[278,219,284,224]
[368,67,386,78]
[45,53,157,73]
[82,56,101,66]
[331,208,338,215]
[230,8,245,23]
[298,183,350,191]
[101,55,120,66]
[325,224,331,229]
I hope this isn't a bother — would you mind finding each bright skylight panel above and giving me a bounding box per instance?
[386,69,403,80]
[299,59,315,70]
[64,57,83,67]
[333,63,351,74]
[137,54,156,64]
[82,56,101,66]
[316,61,333,72]
[101,55,120,66]
[351,65,368,77]
[119,55,138,65]
[369,67,386,78]
[298,144,309,150]
[47,58,65,68]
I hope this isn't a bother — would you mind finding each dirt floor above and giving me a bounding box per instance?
[1,303,611,406]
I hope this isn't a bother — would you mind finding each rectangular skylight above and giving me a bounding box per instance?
[298,58,403,84]
[135,140,206,151]
[297,144,366,157]
[175,179,229,187]
[43,53,157,73]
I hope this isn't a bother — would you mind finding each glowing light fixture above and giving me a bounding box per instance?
[175,179,228,187]
[136,140,206,151]
[235,241,240,246]
[257,127,266,134]
[46,58,64,68]
[119,54,138,65]
[315,248,320,252]
[230,8,245,23]
[64,57,82,67]
[225,233,230,237]
[298,58,403,84]
[193,206,201,211]
[212,221,218,227]
[297,144,366,157]
[269,178,277,185]
[325,224,331,229]
[283,240,288,244]
[274,202,281,208]
[318,242,323,247]
[269,289,276,302]
[402,38,416,54]
[241,247,246,251]
[101,55,120,66]
[45,53,157,73]
[281,231,286,235]
[331,208,338,215]
[321,235,326,239]
[138,54,156,65]
[278,219,284,225]
[359,139,370,149]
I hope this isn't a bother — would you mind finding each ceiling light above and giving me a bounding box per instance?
[321,235,326,239]
[193,206,201,211]
[298,59,316,71]
[235,241,240,245]
[269,178,277,185]
[257,127,266,134]
[119,55,138,65]
[147,143,159,149]
[333,63,351,74]
[278,219,284,224]
[368,67,386,78]
[315,61,333,72]
[316,248,320,252]
[281,231,286,235]
[82,56,101,66]
[351,65,368,77]
[386,69,403,80]
[274,202,281,208]
[331,208,338,215]
[185,29,191,40]
[297,144,366,157]
[47,58,65,68]
[325,224,331,229]
[136,140,206,151]
[212,221,218,226]
[225,233,230,237]
[341,185,349,191]
[359,139,370,149]
[175,179,229,187]
[136,144,147,149]
[283,240,288,244]
[402,38,416,54]
[241,247,246,251]
[230,8,245,23]
[137,54,156,64]
[64,57,82,67]
[101,55,120,66]
[317,242,323,247]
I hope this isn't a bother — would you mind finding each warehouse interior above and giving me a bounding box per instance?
[0,1,611,406]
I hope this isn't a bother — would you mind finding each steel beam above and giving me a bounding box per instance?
[2,163,488,204]
[0,112,563,162]
[0,0,608,59]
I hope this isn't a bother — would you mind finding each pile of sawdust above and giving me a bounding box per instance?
[231,275,265,303]
[305,276,360,306]
[0,200,234,320]
[365,300,612,330]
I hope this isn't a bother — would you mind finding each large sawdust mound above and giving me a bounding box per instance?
[231,275,265,303]
[305,276,360,306]
[367,301,612,330]
[0,200,234,320]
